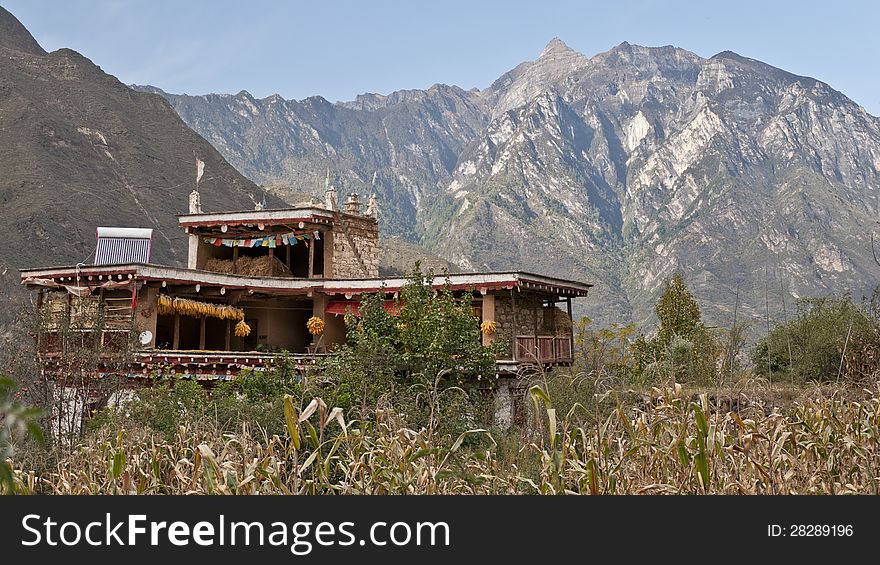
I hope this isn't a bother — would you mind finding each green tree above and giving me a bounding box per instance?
[321,290,400,418]
[322,264,496,435]
[632,273,719,384]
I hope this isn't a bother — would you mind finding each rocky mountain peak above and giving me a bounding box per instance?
[485,37,588,117]
[0,6,46,55]
[539,37,576,58]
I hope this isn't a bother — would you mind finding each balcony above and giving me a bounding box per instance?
[514,335,573,364]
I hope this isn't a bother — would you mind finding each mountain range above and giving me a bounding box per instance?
[136,38,880,328]
[0,6,458,321]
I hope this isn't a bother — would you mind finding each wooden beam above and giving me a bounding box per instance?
[308,238,315,278]
[172,313,180,349]
[199,316,206,350]
[225,320,231,350]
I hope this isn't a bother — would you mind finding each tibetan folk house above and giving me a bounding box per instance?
[20,189,592,424]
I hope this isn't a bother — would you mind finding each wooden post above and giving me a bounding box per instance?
[481,294,496,347]
[308,238,315,278]
[312,293,328,352]
[567,296,574,361]
[35,290,44,354]
[172,313,180,350]
[532,298,539,362]
[286,243,291,271]
[225,320,231,350]
[199,316,206,350]
[510,289,518,360]
[97,288,106,351]
[233,246,239,262]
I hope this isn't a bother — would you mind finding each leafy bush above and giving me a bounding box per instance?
[753,294,875,383]
[572,317,636,382]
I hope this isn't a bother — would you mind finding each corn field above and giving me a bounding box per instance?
[6,383,880,495]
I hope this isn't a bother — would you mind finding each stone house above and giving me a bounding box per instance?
[20,188,592,424]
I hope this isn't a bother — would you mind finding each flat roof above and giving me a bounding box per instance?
[20,263,593,297]
[177,206,374,229]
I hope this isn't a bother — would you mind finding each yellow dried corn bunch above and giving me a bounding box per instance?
[306,316,325,335]
[480,320,497,335]
[157,294,174,316]
[157,294,245,321]
[234,320,251,337]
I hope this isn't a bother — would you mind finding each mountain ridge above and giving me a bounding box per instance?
[136,38,880,329]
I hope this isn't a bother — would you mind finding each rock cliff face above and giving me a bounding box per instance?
[139,39,880,327]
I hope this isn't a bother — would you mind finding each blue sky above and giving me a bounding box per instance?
[5,0,879,115]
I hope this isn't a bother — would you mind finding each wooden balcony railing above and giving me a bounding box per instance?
[515,335,573,364]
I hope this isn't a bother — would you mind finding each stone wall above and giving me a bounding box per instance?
[329,215,380,278]
[493,293,572,338]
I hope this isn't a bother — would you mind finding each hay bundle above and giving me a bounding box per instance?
[204,255,293,277]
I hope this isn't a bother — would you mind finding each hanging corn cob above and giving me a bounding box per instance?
[306,316,325,335]
[157,294,245,321]
[480,320,497,335]
[234,319,251,337]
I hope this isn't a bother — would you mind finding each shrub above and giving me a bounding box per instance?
[753,294,874,383]
[572,317,636,382]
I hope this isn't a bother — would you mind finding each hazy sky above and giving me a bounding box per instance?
[5,0,879,115]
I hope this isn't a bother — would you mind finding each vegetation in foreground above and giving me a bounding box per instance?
[2,270,880,494]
